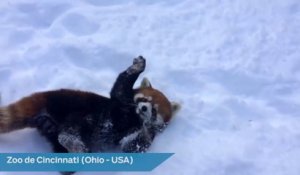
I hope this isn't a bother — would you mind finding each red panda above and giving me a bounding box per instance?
[0,56,180,154]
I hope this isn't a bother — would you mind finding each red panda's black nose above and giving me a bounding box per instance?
[141,106,148,112]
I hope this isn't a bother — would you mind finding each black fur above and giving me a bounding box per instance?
[31,56,149,153]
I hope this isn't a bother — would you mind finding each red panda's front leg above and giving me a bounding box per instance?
[110,56,146,104]
[120,127,155,153]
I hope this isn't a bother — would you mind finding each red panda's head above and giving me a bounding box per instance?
[134,78,180,130]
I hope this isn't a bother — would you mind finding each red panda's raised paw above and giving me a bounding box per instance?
[126,56,146,74]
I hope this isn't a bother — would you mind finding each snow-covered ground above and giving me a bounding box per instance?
[0,0,300,174]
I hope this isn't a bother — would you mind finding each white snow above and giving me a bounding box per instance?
[0,0,300,175]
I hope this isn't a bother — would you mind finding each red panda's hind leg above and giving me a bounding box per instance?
[29,113,68,153]
[30,113,59,136]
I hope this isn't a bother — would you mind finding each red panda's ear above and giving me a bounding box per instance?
[171,102,181,115]
[140,77,152,88]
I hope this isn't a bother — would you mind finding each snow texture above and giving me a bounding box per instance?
[0,0,300,175]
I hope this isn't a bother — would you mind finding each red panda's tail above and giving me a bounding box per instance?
[0,92,47,133]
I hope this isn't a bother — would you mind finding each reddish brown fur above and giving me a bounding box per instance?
[0,92,47,133]
[136,87,172,122]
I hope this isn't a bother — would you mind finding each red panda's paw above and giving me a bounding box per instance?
[67,139,88,153]
[126,56,146,74]
[58,131,88,153]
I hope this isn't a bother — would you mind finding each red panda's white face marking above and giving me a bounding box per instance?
[134,78,181,131]
[133,93,152,102]
[134,93,164,127]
